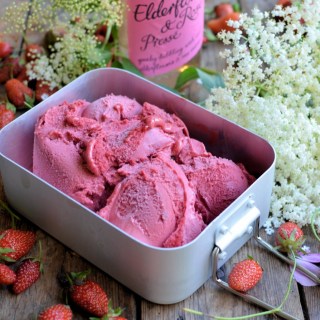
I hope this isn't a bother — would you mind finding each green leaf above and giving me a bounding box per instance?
[121,58,143,76]
[24,94,35,109]
[0,247,15,254]
[204,28,218,42]
[105,24,113,44]
[0,247,16,263]
[97,47,113,63]
[111,60,123,69]
[5,101,16,113]
[204,7,213,15]
[157,84,182,96]
[233,3,241,12]
[197,68,225,92]
[174,66,199,90]
[174,66,224,92]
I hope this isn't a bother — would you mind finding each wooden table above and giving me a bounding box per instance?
[1,1,319,319]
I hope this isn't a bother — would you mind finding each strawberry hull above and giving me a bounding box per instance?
[0,68,275,304]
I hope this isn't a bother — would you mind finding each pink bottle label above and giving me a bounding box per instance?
[125,0,204,76]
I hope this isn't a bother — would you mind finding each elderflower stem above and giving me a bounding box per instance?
[183,251,297,320]
[310,209,320,243]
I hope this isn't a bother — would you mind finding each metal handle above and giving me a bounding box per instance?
[212,246,300,320]
[212,218,320,319]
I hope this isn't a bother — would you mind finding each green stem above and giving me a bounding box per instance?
[310,208,320,243]
[0,199,21,228]
[104,24,113,47]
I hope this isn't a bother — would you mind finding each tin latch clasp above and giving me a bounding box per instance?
[215,196,260,263]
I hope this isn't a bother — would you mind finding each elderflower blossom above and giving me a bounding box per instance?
[27,23,108,89]
[1,0,124,34]
[1,2,30,34]
[2,0,125,88]
[52,0,124,27]
[205,1,320,233]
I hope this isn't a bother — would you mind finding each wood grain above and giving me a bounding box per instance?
[1,0,320,319]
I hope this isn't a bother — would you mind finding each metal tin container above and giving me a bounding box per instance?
[0,68,275,304]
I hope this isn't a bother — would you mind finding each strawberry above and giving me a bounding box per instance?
[38,304,73,320]
[0,263,16,285]
[0,57,22,84]
[214,3,234,18]
[25,44,45,62]
[228,257,263,292]
[0,103,15,129]
[0,41,13,59]
[96,34,106,44]
[275,221,305,254]
[95,24,107,43]
[89,301,126,320]
[0,228,36,262]
[35,81,58,102]
[12,258,41,294]
[16,65,30,83]
[276,0,292,7]
[70,278,108,317]
[207,12,241,34]
[62,271,125,319]
[5,78,34,109]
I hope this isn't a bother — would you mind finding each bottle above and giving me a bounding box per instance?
[119,0,205,87]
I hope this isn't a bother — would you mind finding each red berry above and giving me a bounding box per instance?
[276,0,292,7]
[207,12,241,34]
[0,104,15,129]
[25,44,44,62]
[12,259,41,294]
[5,78,34,109]
[70,279,108,317]
[0,57,22,84]
[35,80,58,102]
[38,304,73,320]
[0,42,13,59]
[228,258,263,292]
[214,3,234,18]
[0,229,36,262]
[275,222,305,253]
[16,65,30,83]
[0,263,16,285]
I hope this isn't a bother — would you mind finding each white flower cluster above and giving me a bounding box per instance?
[21,0,125,89]
[205,1,320,234]
[27,23,108,89]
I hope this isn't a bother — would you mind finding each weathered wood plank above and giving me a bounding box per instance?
[0,1,317,320]
[0,207,137,320]
[240,0,278,12]
[141,230,305,320]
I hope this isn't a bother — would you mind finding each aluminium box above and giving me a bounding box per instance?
[0,68,275,304]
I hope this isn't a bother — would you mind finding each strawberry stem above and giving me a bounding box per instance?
[0,199,21,228]
[183,249,297,320]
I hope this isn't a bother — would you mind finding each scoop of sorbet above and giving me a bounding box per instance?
[98,156,205,247]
